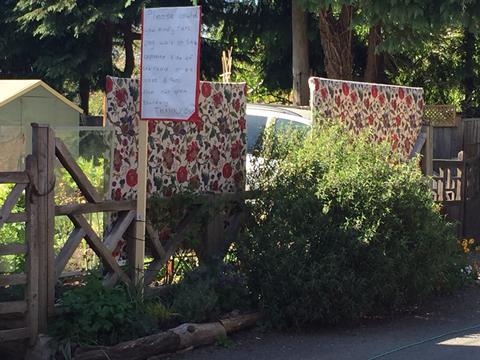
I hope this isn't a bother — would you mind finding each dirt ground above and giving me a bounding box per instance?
[166,284,480,360]
[2,284,480,360]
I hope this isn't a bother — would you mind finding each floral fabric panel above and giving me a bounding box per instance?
[309,77,424,157]
[105,76,247,201]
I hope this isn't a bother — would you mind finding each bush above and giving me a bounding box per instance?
[51,274,156,346]
[238,124,467,328]
[170,263,253,322]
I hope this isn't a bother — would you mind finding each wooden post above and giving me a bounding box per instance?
[421,124,434,176]
[133,120,147,286]
[31,124,56,330]
[25,155,39,345]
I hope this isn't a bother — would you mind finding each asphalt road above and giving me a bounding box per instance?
[167,285,480,360]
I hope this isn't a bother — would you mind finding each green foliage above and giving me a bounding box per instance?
[51,274,156,346]
[170,263,253,322]
[239,124,467,328]
[0,184,26,274]
[215,334,234,348]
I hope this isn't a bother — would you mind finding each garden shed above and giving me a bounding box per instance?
[0,80,82,170]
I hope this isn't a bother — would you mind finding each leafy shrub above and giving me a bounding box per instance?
[51,274,156,345]
[239,124,467,328]
[171,263,253,322]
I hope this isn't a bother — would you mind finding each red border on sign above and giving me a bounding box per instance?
[139,6,202,122]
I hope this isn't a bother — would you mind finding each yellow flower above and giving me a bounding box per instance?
[469,239,475,245]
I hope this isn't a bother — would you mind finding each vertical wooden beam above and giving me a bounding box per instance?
[25,155,39,345]
[422,125,433,177]
[31,124,56,328]
[133,120,147,286]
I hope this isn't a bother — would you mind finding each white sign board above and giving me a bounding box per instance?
[140,6,201,121]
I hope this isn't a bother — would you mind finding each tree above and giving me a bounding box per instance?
[300,0,468,82]
[292,0,310,105]
[13,0,154,113]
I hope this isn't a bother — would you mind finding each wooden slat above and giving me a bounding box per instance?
[0,273,27,286]
[55,137,102,203]
[104,210,136,250]
[55,200,136,216]
[4,212,27,223]
[54,227,87,280]
[144,206,202,285]
[145,222,166,260]
[0,172,30,184]
[32,123,56,329]
[69,214,131,285]
[25,154,39,345]
[0,183,27,229]
[0,243,27,256]
[409,128,427,159]
[0,327,29,342]
[0,300,27,314]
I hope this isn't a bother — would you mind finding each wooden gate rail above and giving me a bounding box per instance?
[52,135,137,289]
[0,156,39,345]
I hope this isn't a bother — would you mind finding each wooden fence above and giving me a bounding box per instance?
[431,117,480,239]
[432,155,480,238]
[0,124,249,345]
[0,156,38,344]
[433,118,480,159]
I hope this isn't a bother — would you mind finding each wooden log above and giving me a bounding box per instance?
[171,322,226,349]
[73,331,180,360]
[220,313,263,334]
[55,137,102,203]
[73,313,262,360]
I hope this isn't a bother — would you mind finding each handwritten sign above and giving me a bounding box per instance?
[140,6,201,120]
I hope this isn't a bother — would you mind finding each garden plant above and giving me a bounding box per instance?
[238,123,469,328]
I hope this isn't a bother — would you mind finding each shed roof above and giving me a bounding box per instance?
[0,80,83,113]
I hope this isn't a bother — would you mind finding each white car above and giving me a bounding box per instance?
[245,104,312,174]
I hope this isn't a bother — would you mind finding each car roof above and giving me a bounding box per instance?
[246,103,312,125]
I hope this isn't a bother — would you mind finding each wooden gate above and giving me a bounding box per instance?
[0,157,39,344]
[0,124,249,345]
[0,124,137,344]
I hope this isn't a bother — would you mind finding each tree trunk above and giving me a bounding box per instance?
[318,5,353,80]
[292,0,310,106]
[79,77,90,115]
[364,23,385,83]
[462,29,475,116]
[123,22,135,78]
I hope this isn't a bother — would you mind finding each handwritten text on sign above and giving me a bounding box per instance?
[141,6,200,120]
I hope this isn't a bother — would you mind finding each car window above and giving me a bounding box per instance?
[246,115,268,153]
[275,118,310,134]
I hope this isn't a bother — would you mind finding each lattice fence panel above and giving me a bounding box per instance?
[424,105,457,127]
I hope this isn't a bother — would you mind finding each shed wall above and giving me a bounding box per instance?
[0,87,80,170]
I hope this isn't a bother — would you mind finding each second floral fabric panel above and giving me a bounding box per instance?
[309,77,424,157]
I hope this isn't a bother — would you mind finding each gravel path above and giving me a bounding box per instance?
[166,285,480,360]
